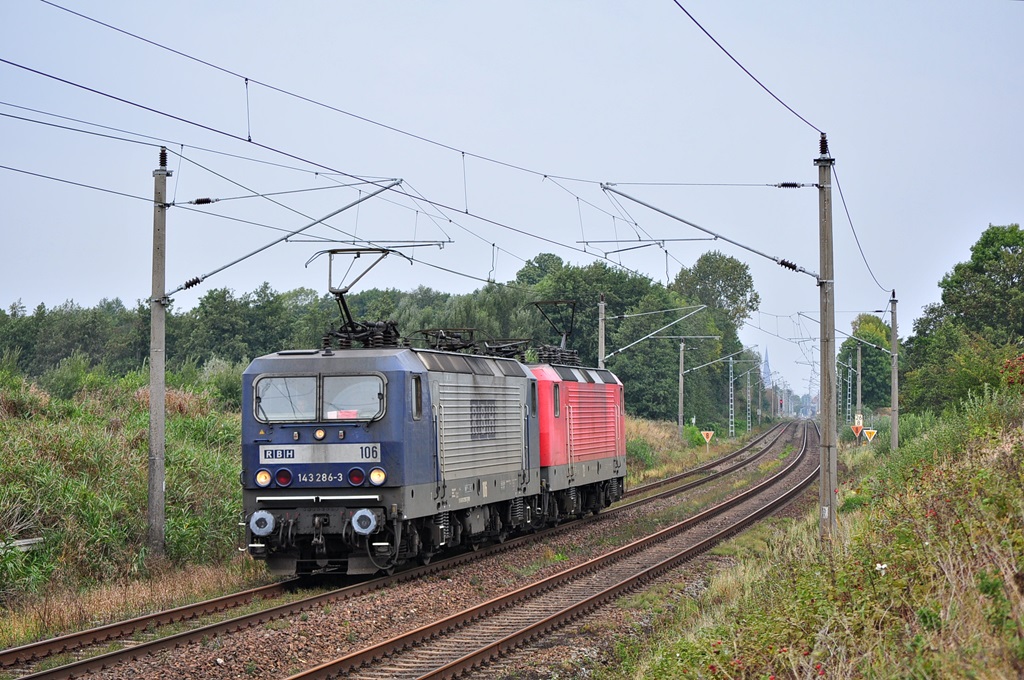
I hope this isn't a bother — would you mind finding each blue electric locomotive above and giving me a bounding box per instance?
[241,250,625,576]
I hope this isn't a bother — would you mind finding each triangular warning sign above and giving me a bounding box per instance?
[701,430,715,443]
[851,425,863,438]
[864,429,877,442]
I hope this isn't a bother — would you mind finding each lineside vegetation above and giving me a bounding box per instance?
[604,387,1024,678]
[0,354,269,648]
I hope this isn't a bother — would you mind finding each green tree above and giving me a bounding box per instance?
[607,288,689,420]
[837,314,891,412]
[902,308,1015,413]
[242,282,292,358]
[174,288,250,365]
[0,301,37,375]
[902,224,1024,413]
[605,286,734,424]
[514,253,565,286]
[392,286,452,340]
[670,251,760,326]
[939,223,1024,342]
[282,287,336,349]
[98,299,149,375]
[534,260,655,366]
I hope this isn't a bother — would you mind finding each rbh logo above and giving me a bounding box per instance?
[264,448,295,459]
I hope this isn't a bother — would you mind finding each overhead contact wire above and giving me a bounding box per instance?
[38,0,600,185]
[669,0,823,134]
[0,57,391,190]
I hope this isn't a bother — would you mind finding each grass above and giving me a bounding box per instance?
[596,388,1024,679]
[0,558,270,651]
[625,416,777,488]
[0,365,267,650]
[0,374,243,597]
[508,547,571,578]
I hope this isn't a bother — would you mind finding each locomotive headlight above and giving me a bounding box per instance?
[314,428,326,441]
[255,469,273,487]
[369,467,387,486]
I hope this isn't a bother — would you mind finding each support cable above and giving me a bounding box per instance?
[602,183,818,279]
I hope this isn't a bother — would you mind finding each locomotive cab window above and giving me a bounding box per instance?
[323,375,385,421]
[254,376,317,422]
[553,383,560,418]
[411,375,422,420]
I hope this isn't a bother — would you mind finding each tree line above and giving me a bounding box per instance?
[3,225,1020,426]
[0,252,775,432]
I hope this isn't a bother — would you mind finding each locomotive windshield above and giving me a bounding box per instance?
[254,376,317,421]
[323,375,384,420]
[253,374,385,423]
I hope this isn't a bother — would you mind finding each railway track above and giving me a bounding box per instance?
[0,422,796,679]
[287,423,817,679]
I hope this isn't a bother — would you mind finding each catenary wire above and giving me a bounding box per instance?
[37,0,599,185]
[669,0,823,134]
[0,163,152,202]
[0,109,159,148]
[179,181,372,205]
[0,57,388,189]
[0,98,598,287]
[38,0,825,193]
[389,187,650,280]
[2,97,813,370]
[0,100,401,180]
[833,165,890,293]
[0,67,639,283]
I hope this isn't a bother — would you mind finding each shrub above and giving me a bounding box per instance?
[626,437,656,468]
[0,360,50,419]
[679,424,706,448]
[202,356,245,410]
[38,351,102,400]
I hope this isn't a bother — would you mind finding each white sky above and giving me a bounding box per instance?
[2,1,1021,396]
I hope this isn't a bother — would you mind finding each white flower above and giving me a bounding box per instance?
[875,563,888,574]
